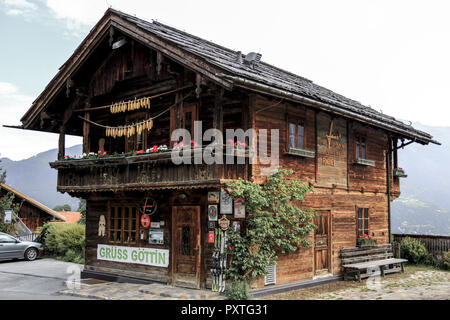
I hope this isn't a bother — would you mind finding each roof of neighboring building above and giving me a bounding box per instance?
[0,183,66,221]
[19,8,439,146]
[56,211,82,224]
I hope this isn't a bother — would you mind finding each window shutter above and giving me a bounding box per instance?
[264,264,276,285]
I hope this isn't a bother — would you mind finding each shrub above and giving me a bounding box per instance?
[426,253,444,269]
[400,237,428,264]
[443,250,450,270]
[44,223,85,263]
[226,280,252,300]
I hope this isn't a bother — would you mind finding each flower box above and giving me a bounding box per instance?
[286,148,316,158]
[357,233,377,247]
[394,168,407,178]
[354,158,376,167]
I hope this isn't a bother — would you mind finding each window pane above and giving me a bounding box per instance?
[356,140,360,158]
[289,123,296,148]
[361,139,366,159]
[297,124,304,149]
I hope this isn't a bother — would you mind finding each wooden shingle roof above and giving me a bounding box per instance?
[113,9,438,145]
[20,8,439,145]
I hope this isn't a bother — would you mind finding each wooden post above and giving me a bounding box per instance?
[83,112,90,154]
[213,87,224,132]
[58,126,65,160]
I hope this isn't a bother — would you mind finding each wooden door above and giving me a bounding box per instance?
[172,206,201,288]
[314,211,331,275]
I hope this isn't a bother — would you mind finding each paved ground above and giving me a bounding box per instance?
[0,258,89,300]
[263,265,450,300]
[60,281,225,300]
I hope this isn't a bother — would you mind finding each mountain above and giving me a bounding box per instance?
[392,123,450,236]
[0,144,82,211]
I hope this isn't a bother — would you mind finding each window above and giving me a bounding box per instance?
[357,208,369,236]
[288,119,305,150]
[108,204,139,245]
[0,235,16,243]
[170,103,198,148]
[356,136,366,159]
[125,112,148,152]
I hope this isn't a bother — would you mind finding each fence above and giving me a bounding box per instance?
[392,233,450,257]
[17,233,40,242]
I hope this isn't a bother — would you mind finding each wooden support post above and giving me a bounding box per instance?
[213,87,224,132]
[83,112,90,154]
[58,126,65,160]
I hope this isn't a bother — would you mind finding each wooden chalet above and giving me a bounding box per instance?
[16,9,438,289]
[0,183,66,232]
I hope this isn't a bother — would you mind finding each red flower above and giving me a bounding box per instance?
[98,150,102,154]
[228,245,235,251]
[137,150,144,154]
[103,151,107,156]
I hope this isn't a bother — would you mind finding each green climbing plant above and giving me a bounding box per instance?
[224,167,317,296]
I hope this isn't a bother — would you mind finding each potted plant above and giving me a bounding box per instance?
[357,233,377,247]
[393,167,407,177]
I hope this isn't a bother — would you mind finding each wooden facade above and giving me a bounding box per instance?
[18,9,438,289]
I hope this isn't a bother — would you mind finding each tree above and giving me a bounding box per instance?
[53,204,72,212]
[77,199,86,225]
[224,167,317,297]
[0,160,17,234]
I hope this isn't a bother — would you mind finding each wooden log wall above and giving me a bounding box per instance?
[249,94,392,288]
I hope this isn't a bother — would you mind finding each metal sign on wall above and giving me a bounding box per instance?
[97,244,169,268]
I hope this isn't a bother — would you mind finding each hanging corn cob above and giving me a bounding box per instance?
[108,95,153,114]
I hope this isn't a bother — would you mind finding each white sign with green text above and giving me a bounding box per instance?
[97,244,169,268]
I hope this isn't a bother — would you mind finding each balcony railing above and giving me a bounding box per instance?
[50,148,250,195]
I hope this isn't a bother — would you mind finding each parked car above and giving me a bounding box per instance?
[0,232,44,261]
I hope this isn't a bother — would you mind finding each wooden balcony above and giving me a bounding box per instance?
[50,149,250,196]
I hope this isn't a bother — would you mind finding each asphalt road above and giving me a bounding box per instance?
[0,258,90,300]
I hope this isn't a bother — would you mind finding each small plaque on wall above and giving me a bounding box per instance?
[208,204,218,221]
[150,221,160,228]
[208,221,217,229]
[149,229,164,245]
[220,190,233,214]
[233,221,241,232]
[208,231,215,244]
[234,198,246,218]
[208,192,220,203]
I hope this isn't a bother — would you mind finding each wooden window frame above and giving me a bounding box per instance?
[356,207,369,237]
[286,116,306,151]
[170,103,199,148]
[107,202,140,246]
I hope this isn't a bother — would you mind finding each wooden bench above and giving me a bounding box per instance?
[340,244,407,282]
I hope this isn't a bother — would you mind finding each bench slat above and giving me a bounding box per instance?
[340,248,393,258]
[341,253,393,264]
[340,244,391,253]
[343,258,407,270]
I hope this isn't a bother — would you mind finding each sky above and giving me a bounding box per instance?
[0,0,449,160]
